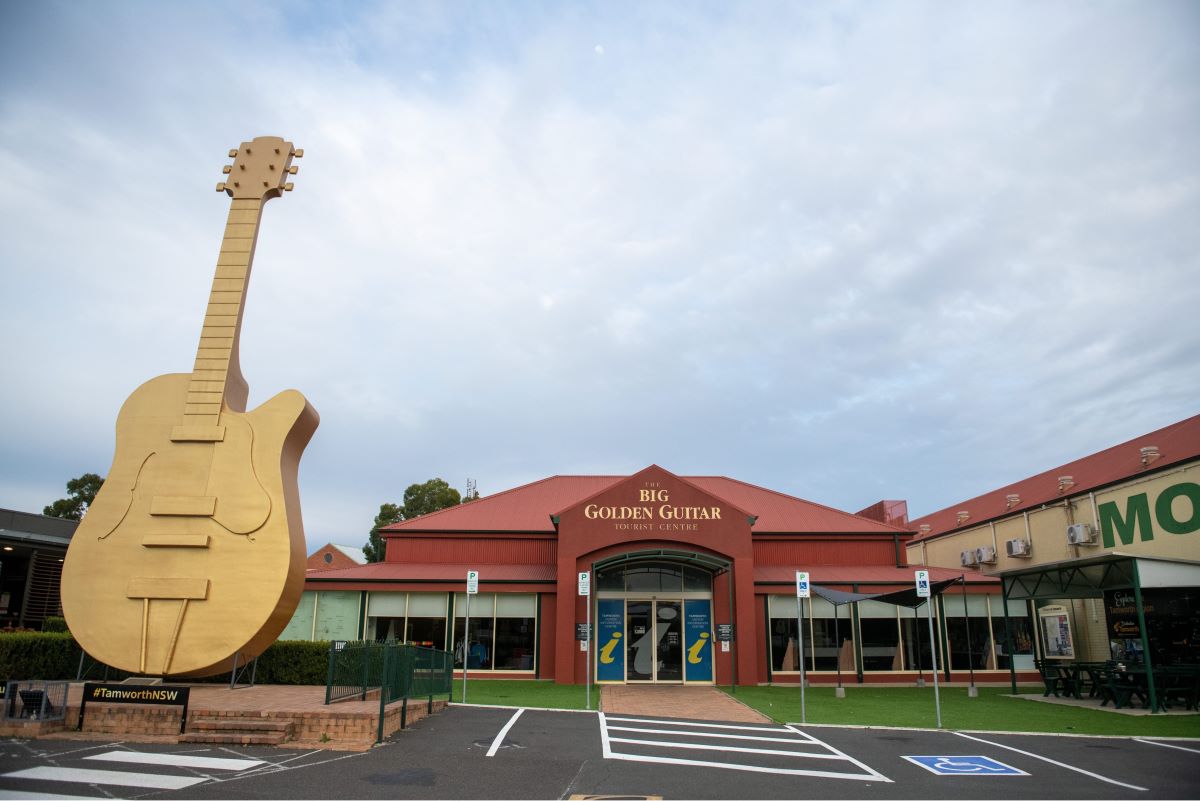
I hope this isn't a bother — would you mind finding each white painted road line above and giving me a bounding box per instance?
[87,750,265,770]
[604,716,793,732]
[606,725,824,744]
[486,708,526,757]
[784,724,892,782]
[953,732,1148,792]
[1135,738,1200,755]
[608,737,849,759]
[0,791,100,800]
[2,766,206,790]
[598,713,892,782]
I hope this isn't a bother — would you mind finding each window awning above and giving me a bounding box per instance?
[593,549,731,575]
[997,552,1200,601]
[810,577,962,608]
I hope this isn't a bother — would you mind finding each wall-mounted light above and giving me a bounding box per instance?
[1,546,12,552]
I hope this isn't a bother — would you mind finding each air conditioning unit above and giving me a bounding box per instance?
[1067,523,1096,545]
[976,545,998,564]
[1006,538,1032,557]
[961,549,979,567]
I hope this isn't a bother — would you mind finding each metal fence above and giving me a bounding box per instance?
[4,681,69,722]
[325,641,453,707]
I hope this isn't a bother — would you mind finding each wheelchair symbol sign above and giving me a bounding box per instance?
[903,756,1028,776]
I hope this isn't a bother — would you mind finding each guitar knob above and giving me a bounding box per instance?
[288,166,298,175]
[293,149,304,158]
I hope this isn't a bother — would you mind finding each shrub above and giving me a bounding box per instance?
[42,617,69,633]
[0,632,80,680]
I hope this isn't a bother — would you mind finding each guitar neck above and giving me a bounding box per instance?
[182,198,266,427]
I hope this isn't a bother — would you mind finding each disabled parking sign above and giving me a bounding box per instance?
[903,756,1028,776]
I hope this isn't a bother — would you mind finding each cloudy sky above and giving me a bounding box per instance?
[2,1,1197,552]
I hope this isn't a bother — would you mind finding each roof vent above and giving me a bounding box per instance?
[956,510,970,526]
[1057,475,1075,494]
[1140,445,1160,467]
[1005,493,1021,509]
[919,524,931,535]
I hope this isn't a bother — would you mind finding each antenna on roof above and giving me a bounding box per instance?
[465,478,478,501]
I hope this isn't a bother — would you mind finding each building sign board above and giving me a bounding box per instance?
[78,683,191,734]
[596,599,624,682]
[716,623,735,642]
[683,599,713,682]
[903,756,1028,776]
[915,570,931,598]
[576,623,591,641]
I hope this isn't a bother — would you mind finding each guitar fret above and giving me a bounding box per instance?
[198,337,233,349]
[223,223,258,239]
[221,238,253,253]
[207,291,243,304]
[205,303,241,316]
[211,279,245,292]
[216,252,250,267]
[187,380,225,393]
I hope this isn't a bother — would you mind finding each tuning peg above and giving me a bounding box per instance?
[228,149,238,158]
[288,166,299,175]
[284,183,295,192]
[222,165,232,174]
[293,149,304,158]
[216,182,226,192]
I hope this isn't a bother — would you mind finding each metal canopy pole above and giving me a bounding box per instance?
[1132,562,1158,713]
[834,603,844,698]
[1002,578,1017,694]
[961,576,977,698]
[913,605,925,687]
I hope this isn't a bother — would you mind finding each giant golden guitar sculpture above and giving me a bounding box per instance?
[61,137,319,677]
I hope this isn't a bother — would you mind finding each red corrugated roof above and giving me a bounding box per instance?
[754,565,998,585]
[382,470,910,535]
[306,562,555,582]
[909,414,1200,541]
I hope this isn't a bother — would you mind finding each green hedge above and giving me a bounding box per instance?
[0,634,330,685]
[0,633,80,680]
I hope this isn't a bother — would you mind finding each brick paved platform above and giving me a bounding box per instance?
[600,685,772,723]
[5,683,447,752]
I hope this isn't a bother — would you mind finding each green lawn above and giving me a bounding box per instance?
[453,679,599,710]
[447,680,1200,738]
[723,685,1200,737]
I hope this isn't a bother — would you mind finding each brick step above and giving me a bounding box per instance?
[179,731,287,746]
[182,716,295,746]
[187,718,294,733]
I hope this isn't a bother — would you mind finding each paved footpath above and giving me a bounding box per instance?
[601,685,772,723]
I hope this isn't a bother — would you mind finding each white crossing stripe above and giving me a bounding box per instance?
[598,713,891,782]
[86,750,264,771]
[2,766,206,790]
[0,792,100,800]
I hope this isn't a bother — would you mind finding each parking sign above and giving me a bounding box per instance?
[795,571,811,599]
[467,570,479,594]
[915,569,930,598]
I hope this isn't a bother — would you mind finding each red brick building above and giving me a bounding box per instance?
[289,465,1008,685]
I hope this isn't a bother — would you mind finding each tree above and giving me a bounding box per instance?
[44,473,105,520]
[363,478,471,563]
[364,503,402,563]
[401,477,462,519]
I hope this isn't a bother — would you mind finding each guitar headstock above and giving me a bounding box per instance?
[216,136,302,201]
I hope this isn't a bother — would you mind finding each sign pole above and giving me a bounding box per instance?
[795,571,810,725]
[579,570,592,711]
[463,570,478,704]
[915,570,942,728]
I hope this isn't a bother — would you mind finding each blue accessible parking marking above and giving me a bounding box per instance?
[903,756,1029,776]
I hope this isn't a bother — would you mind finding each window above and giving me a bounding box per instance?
[595,561,712,593]
[945,594,991,670]
[856,601,901,671]
[767,595,844,672]
[900,604,939,671]
[453,593,537,672]
[990,598,1034,669]
[406,593,448,649]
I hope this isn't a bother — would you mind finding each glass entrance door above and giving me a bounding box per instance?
[656,601,683,682]
[625,600,683,682]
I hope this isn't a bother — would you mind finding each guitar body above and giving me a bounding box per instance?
[61,373,318,676]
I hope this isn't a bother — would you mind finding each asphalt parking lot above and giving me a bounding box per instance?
[0,705,1197,799]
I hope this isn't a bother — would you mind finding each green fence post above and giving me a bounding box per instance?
[324,643,336,705]
[376,644,391,744]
